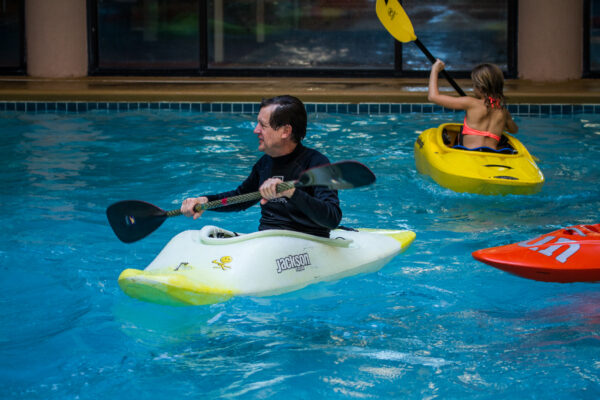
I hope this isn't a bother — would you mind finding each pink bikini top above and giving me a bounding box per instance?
[462,118,501,142]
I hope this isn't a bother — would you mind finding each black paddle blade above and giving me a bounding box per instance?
[106,200,168,243]
[297,160,376,190]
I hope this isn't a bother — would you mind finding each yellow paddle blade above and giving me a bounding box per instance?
[375,0,417,43]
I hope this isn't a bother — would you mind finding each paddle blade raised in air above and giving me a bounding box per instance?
[375,0,417,43]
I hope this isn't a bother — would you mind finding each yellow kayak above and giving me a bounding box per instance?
[414,123,544,195]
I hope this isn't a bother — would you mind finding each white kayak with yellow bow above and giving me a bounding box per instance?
[118,225,415,306]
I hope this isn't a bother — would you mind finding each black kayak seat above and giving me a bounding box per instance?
[452,144,517,155]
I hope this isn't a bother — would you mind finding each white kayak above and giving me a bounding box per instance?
[118,225,416,306]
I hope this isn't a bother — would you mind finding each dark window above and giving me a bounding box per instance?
[585,0,600,77]
[0,0,26,74]
[206,0,393,73]
[89,0,201,74]
[88,0,517,77]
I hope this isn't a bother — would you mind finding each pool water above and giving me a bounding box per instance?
[1,110,600,399]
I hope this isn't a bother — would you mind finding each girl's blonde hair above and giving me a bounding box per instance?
[471,63,505,109]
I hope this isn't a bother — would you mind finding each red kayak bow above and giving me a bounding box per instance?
[473,224,600,283]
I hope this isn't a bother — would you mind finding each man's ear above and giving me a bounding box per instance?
[280,124,293,139]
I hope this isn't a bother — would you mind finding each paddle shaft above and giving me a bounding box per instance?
[165,181,296,218]
[413,38,466,97]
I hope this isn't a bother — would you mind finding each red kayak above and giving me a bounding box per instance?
[472,224,600,283]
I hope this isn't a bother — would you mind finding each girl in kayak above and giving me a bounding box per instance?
[428,59,518,151]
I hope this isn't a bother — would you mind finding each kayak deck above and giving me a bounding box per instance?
[472,224,600,282]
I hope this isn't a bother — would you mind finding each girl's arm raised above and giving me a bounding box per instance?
[428,59,471,110]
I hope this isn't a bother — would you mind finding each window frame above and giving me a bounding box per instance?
[87,0,518,78]
[584,0,599,78]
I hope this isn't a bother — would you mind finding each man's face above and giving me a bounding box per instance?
[254,104,290,156]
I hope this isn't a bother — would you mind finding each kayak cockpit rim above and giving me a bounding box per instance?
[198,225,354,247]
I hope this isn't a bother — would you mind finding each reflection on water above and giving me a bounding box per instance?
[20,115,98,192]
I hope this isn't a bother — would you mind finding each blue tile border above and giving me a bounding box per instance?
[1,101,600,115]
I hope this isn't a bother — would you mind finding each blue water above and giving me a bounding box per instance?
[1,110,600,399]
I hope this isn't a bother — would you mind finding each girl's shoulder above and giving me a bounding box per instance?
[463,96,487,110]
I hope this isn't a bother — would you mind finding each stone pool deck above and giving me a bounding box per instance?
[1,76,599,104]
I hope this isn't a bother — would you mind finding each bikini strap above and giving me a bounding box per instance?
[462,117,501,142]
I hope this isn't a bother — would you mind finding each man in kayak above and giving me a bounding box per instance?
[180,95,342,238]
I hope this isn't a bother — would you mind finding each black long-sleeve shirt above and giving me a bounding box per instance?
[205,144,342,237]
